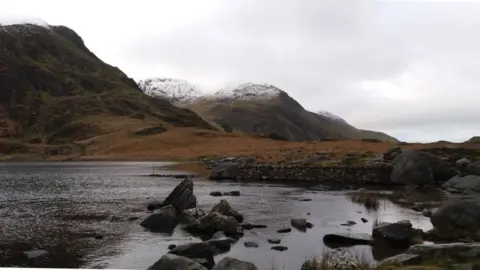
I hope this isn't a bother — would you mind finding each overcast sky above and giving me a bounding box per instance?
[2,0,480,143]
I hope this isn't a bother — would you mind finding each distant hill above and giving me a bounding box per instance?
[0,24,213,147]
[466,137,480,144]
[140,80,399,142]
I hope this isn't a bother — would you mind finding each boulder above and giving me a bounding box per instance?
[205,232,235,254]
[384,147,402,161]
[405,243,480,263]
[290,218,308,230]
[140,205,178,233]
[442,175,480,193]
[210,164,240,180]
[184,212,241,237]
[430,197,480,241]
[323,233,373,248]
[168,243,216,269]
[212,257,258,270]
[372,220,413,247]
[179,208,206,224]
[147,254,207,270]
[210,200,243,223]
[391,150,452,185]
[161,179,197,212]
[302,249,359,270]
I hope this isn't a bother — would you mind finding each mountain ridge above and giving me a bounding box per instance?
[139,78,399,142]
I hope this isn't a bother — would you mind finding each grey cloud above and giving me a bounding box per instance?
[118,0,480,142]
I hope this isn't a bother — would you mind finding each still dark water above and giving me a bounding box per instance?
[0,162,431,270]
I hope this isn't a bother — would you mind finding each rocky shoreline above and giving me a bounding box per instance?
[140,146,480,269]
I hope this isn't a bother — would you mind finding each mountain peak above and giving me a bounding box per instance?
[211,82,283,101]
[138,77,202,105]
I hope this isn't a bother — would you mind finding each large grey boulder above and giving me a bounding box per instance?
[391,150,450,185]
[160,179,197,212]
[212,257,258,270]
[372,220,413,247]
[210,200,243,223]
[442,175,480,193]
[169,243,216,269]
[140,205,178,233]
[147,254,207,270]
[184,212,242,237]
[430,196,480,240]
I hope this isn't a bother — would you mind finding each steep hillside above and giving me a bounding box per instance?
[183,83,398,142]
[0,24,213,148]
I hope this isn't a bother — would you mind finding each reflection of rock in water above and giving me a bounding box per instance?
[389,186,450,208]
[371,243,408,261]
[346,192,389,212]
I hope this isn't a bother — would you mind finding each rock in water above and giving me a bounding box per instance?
[290,218,308,230]
[185,212,241,237]
[161,179,197,212]
[147,253,207,270]
[323,233,373,248]
[430,196,480,241]
[212,257,258,270]
[442,175,480,193]
[210,199,243,223]
[405,243,480,263]
[372,220,413,247]
[391,150,450,185]
[140,205,178,233]
[169,243,216,269]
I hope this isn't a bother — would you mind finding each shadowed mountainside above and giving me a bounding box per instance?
[0,24,213,149]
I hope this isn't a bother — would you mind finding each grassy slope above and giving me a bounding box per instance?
[0,24,213,158]
[184,95,399,143]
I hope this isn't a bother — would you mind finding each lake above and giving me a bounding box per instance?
[0,161,432,270]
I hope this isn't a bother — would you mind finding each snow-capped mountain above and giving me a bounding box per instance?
[315,110,348,124]
[138,78,202,105]
[208,83,282,101]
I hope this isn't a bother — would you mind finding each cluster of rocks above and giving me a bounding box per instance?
[141,178,311,270]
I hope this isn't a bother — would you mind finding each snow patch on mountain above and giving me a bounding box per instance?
[206,83,282,101]
[138,78,202,105]
[316,110,348,124]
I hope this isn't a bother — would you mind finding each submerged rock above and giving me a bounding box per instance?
[268,239,281,244]
[140,205,178,233]
[277,228,291,233]
[244,241,259,248]
[212,257,258,270]
[147,253,207,270]
[210,200,243,223]
[271,246,288,251]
